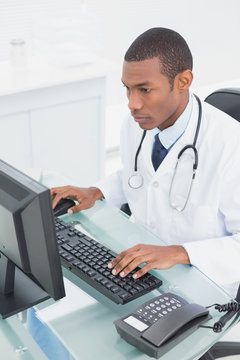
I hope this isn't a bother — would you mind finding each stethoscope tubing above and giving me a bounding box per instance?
[128,94,202,188]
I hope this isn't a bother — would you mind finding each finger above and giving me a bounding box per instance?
[132,262,154,279]
[52,188,79,209]
[107,250,128,270]
[67,203,82,214]
[50,186,71,198]
[110,252,142,276]
[68,198,96,213]
[117,254,151,278]
[52,193,66,209]
[107,244,149,270]
[51,189,66,204]
[50,188,58,199]
[50,186,66,196]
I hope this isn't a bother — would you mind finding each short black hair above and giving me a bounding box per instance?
[124,28,193,88]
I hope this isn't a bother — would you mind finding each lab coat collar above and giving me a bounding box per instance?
[141,95,201,177]
[159,93,193,150]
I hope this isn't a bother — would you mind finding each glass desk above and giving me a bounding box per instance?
[34,200,238,360]
[0,167,238,360]
[0,315,48,360]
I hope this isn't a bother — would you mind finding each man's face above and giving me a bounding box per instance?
[122,57,185,131]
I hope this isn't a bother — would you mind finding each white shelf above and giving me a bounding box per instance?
[0,56,109,97]
[0,57,107,186]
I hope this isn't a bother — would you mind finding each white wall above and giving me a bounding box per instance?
[0,0,240,152]
[1,0,240,103]
[82,0,240,105]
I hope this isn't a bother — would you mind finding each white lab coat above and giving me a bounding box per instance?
[97,96,240,292]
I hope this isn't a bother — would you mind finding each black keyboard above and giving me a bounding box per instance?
[55,218,162,304]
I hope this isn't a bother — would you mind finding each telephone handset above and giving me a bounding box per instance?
[114,292,211,358]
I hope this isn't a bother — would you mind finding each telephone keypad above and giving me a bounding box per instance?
[133,294,186,325]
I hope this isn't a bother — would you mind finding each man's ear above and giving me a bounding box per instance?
[175,70,193,91]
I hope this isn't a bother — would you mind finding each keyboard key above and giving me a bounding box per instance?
[119,292,131,301]
[93,264,101,271]
[123,285,132,292]
[72,260,81,267]
[133,284,144,292]
[138,282,150,290]
[77,263,87,271]
[98,268,105,274]
[111,286,121,293]
[106,282,114,290]
[87,269,96,277]
[95,275,103,282]
[108,250,118,257]
[82,266,90,273]
[81,237,92,247]
[61,244,72,252]
[129,288,138,295]
[100,278,109,286]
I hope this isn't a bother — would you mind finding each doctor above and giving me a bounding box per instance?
[51,28,240,291]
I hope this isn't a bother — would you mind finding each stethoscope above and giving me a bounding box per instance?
[128,94,202,211]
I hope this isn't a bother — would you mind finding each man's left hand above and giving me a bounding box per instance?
[108,244,190,279]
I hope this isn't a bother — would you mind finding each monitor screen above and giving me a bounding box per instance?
[0,159,65,318]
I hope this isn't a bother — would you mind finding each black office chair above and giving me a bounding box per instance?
[205,88,240,122]
[200,88,240,360]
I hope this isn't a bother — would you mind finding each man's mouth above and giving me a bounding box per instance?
[132,114,150,123]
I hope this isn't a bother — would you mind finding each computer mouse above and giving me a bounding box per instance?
[53,198,76,217]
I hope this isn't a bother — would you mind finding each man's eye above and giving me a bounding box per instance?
[141,88,151,93]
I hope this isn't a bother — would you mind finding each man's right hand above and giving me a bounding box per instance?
[50,185,104,214]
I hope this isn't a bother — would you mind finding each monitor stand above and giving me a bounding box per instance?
[0,253,50,319]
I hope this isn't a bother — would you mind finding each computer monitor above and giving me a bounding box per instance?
[0,159,65,318]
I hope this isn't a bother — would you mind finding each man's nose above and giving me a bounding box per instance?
[128,92,143,111]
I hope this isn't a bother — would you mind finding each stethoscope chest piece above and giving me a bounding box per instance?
[128,172,144,189]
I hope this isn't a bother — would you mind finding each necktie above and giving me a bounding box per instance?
[151,134,168,171]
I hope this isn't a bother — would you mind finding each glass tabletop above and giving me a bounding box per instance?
[0,315,47,360]
[34,199,238,360]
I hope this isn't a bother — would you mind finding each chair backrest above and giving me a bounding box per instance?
[205,87,240,302]
[205,88,240,122]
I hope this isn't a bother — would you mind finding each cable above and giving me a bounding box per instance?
[201,310,238,333]
[208,302,240,312]
[200,300,240,333]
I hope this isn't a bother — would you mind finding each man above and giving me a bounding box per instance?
[51,28,240,292]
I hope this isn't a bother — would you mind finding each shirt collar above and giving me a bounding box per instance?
[153,92,193,150]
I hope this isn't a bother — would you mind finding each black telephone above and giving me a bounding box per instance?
[114,292,211,358]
